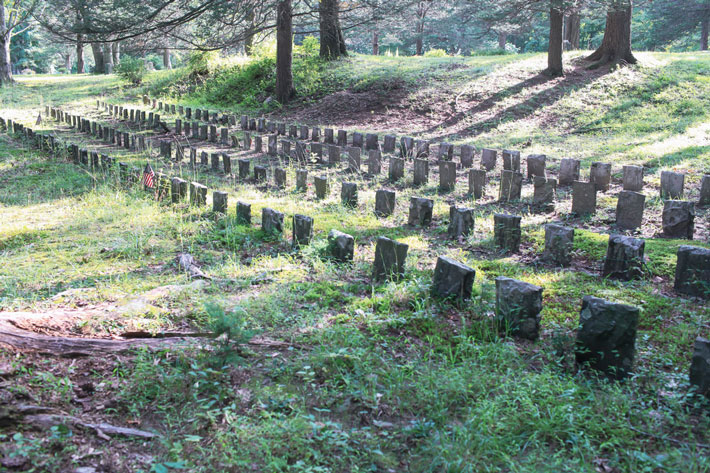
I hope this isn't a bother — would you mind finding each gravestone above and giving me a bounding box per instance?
[439,161,457,192]
[533,177,557,210]
[413,159,429,186]
[622,165,644,191]
[242,133,252,151]
[494,214,522,253]
[296,169,308,192]
[389,157,405,182]
[660,171,685,199]
[211,153,221,172]
[699,175,710,206]
[262,208,284,235]
[292,215,313,247]
[314,176,329,199]
[590,162,612,191]
[527,154,546,179]
[448,206,474,239]
[328,145,341,166]
[311,143,324,161]
[368,150,382,175]
[375,190,396,217]
[662,201,695,239]
[400,137,414,158]
[481,148,497,171]
[274,168,287,189]
[615,191,645,230]
[432,257,475,300]
[171,178,187,203]
[213,191,228,213]
[281,140,291,157]
[257,118,266,132]
[495,276,543,340]
[289,125,298,137]
[268,134,278,156]
[438,142,454,161]
[575,296,639,380]
[602,235,645,280]
[383,135,397,154]
[299,125,309,140]
[674,246,710,299]
[200,152,209,167]
[199,125,208,141]
[311,127,321,142]
[347,147,361,172]
[328,230,354,262]
[572,181,596,215]
[503,150,521,172]
[366,133,379,150]
[499,170,523,202]
[542,224,574,266]
[192,122,199,138]
[324,128,334,144]
[254,165,267,184]
[277,122,286,135]
[241,115,249,130]
[189,182,207,206]
[372,237,409,281]
[469,169,486,199]
[236,202,251,224]
[238,159,250,179]
[222,154,232,174]
[221,128,229,145]
[460,145,475,168]
[408,197,434,226]
[415,140,430,158]
[254,135,263,153]
[337,130,347,146]
[690,338,710,398]
[341,182,358,207]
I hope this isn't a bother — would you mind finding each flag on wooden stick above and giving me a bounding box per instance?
[36,113,42,125]
[142,163,155,190]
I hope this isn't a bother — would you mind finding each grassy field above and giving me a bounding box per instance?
[0,52,709,472]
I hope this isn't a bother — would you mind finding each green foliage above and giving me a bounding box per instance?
[116,57,147,85]
[423,48,449,58]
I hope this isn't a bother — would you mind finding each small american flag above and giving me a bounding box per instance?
[142,163,155,189]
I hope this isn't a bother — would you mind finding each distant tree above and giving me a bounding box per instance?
[275,0,294,103]
[587,0,636,66]
[319,0,347,59]
[1,0,40,84]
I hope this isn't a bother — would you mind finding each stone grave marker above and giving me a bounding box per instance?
[262,208,284,236]
[372,237,409,281]
[274,168,287,189]
[499,170,523,202]
[590,162,612,191]
[341,182,358,207]
[236,202,251,224]
[527,154,546,179]
[439,161,457,192]
[503,150,521,172]
[254,165,267,183]
[481,148,497,171]
[213,191,228,213]
[328,230,354,262]
[615,191,645,230]
[389,157,405,182]
[699,175,710,206]
[383,135,396,154]
[662,201,695,239]
[432,256,475,300]
[375,190,396,217]
[660,171,685,199]
[314,176,329,199]
[572,181,596,215]
[368,150,382,175]
[690,338,710,398]
[622,165,644,191]
[542,224,574,266]
[494,214,522,253]
[602,235,645,280]
[674,246,710,299]
[296,169,308,192]
[189,182,207,206]
[533,176,557,211]
[293,215,313,247]
[469,169,486,199]
[413,159,429,186]
[408,197,434,226]
[496,276,543,340]
[448,206,474,239]
[347,147,361,172]
[328,145,341,166]
[461,145,475,168]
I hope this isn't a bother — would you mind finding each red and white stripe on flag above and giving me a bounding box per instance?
[142,163,155,189]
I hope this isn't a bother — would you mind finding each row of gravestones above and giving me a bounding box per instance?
[3,115,709,397]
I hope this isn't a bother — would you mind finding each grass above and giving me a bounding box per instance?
[0,52,709,472]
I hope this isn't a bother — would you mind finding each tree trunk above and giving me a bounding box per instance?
[276,0,295,103]
[112,42,120,64]
[0,6,12,85]
[373,31,379,56]
[163,48,172,69]
[546,3,564,77]
[415,1,427,56]
[91,43,104,74]
[63,53,71,72]
[244,8,255,55]
[587,0,637,66]
[104,43,114,73]
[77,37,84,74]
[498,32,507,50]
[701,16,709,51]
[319,0,347,59]
[564,12,581,49]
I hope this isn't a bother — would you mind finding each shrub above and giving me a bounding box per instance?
[424,48,449,57]
[116,57,147,85]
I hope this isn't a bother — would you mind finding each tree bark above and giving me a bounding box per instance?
[104,43,114,73]
[163,48,172,69]
[564,12,581,49]
[415,1,427,56]
[77,36,84,74]
[498,32,507,50]
[112,42,120,64]
[0,5,12,85]
[244,8,255,55]
[63,53,71,72]
[701,16,709,51]
[91,43,105,74]
[587,0,637,66]
[373,30,379,56]
[546,3,564,77]
[319,0,347,59]
[276,0,295,103]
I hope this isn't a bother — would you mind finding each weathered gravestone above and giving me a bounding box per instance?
[527,154,546,179]
[296,169,308,192]
[368,150,382,175]
[660,171,685,199]
[432,257,475,300]
[328,230,354,262]
[254,166,267,184]
[542,224,574,267]
[213,191,228,213]
[499,170,523,202]
[400,137,414,158]
[328,145,341,166]
[494,214,522,253]
[189,182,207,206]
[439,161,457,192]
[314,176,329,199]
[602,235,645,280]
[337,130,347,147]
[615,191,645,230]
[413,159,429,186]
[292,215,313,247]
[324,128,334,144]
[408,197,434,226]
[238,159,250,179]
[575,296,639,380]
[347,147,361,172]
[211,153,221,172]
[274,168,287,189]
[171,178,187,203]
[438,142,454,161]
[389,157,405,182]
[481,148,497,171]
[262,208,284,236]
[662,201,694,239]
[375,190,396,217]
[674,246,710,299]
[372,237,409,281]
[236,202,251,224]
[533,176,557,211]
[469,169,486,199]
[383,135,397,154]
[690,337,710,398]
[495,276,543,340]
[448,206,474,239]
[366,133,379,151]
[699,175,710,206]
[590,162,612,191]
[622,165,644,191]
[461,145,475,169]
[341,182,358,207]
[503,150,521,172]
[416,140,430,158]
[572,181,596,215]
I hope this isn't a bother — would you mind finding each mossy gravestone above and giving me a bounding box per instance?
[262,208,284,236]
[375,190,396,217]
[292,215,313,247]
[602,235,645,280]
[674,246,710,299]
[408,197,434,226]
[690,337,710,398]
[372,237,409,281]
[494,214,521,253]
[575,296,639,380]
[328,230,354,262]
[432,257,475,300]
[542,224,574,267]
[662,201,694,239]
[495,277,543,340]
